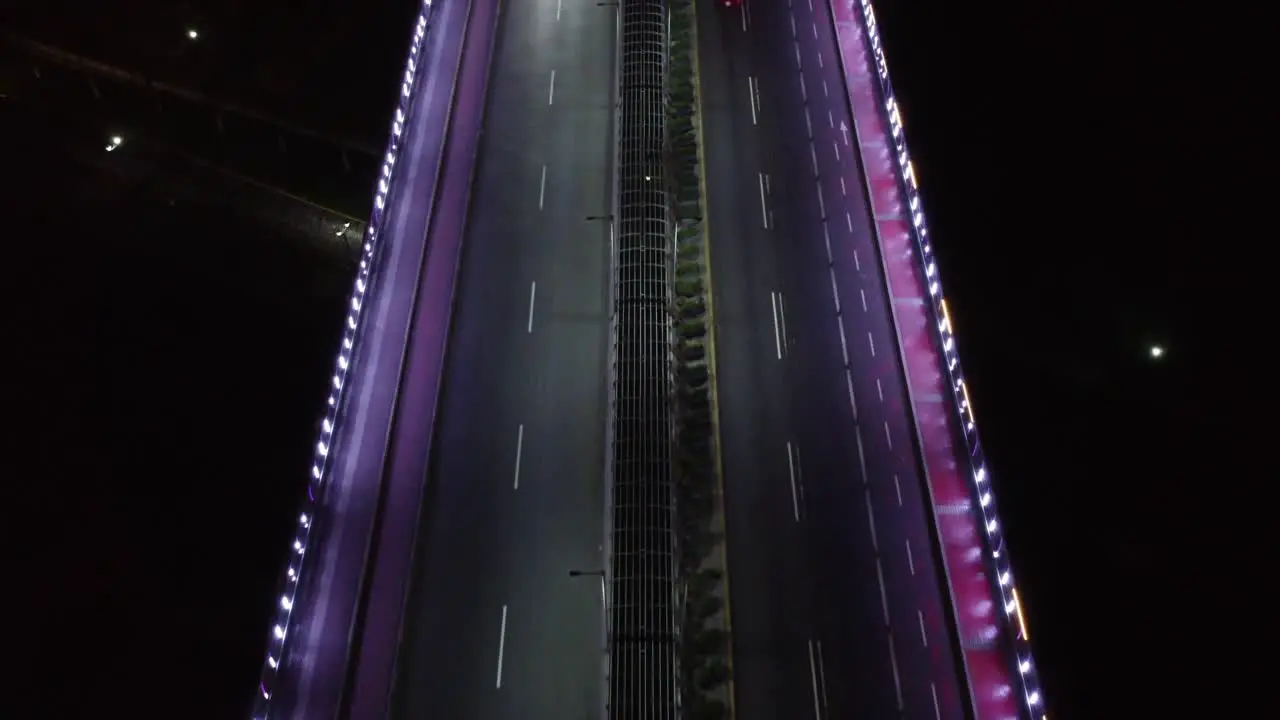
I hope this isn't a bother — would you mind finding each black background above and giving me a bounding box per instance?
[4,0,1221,716]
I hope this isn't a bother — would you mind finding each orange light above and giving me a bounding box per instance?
[1012,587,1030,641]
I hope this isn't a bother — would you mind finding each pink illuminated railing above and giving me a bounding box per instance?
[825,0,1048,718]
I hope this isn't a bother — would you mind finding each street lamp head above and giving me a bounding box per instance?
[187,29,199,40]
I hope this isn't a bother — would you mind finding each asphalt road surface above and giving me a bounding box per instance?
[698,0,967,718]
[388,0,616,716]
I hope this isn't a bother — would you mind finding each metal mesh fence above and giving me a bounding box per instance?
[608,0,680,718]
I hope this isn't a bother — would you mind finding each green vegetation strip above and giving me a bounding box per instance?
[667,1,735,717]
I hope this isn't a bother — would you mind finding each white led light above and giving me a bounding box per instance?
[253,2,486,712]
[1028,691,1040,705]
[1020,660,1030,673]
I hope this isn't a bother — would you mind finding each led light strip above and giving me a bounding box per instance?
[250,2,434,717]
[855,0,1048,714]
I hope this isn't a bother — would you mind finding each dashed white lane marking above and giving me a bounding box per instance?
[866,491,880,553]
[855,425,868,481]
[839,316,849,363]
[874,557,889,623]
[807,639,824,719]
[527,282,537,333]
[846,371,858,422]
[786,441,801,522]
[513,424,524,489]
[495,605,508,688]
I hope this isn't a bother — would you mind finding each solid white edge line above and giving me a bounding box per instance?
[888,636,905,710]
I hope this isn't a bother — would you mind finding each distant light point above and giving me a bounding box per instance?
[106,135,124,152]
[187,29,200,40]
[1149,345,1164,359]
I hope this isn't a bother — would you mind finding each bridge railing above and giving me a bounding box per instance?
[249,2,438,717]
[826,0,1049,717]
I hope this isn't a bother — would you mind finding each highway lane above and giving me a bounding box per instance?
[267,0,471,715]
[783,1,970,716]
[700,0,967,718]
[387,0,615,716]
[696,3,824,719]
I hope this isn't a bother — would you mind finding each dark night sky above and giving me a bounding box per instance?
[6,0,1222,716]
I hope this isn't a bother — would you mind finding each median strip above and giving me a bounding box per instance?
[668,1,735,716]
